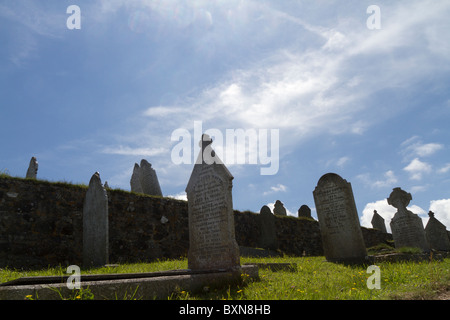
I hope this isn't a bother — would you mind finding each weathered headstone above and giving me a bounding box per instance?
[425,211,450,251]
[313,173,367,264]
[185,134,240,270]
[273,200,287,216]
[371,210,387,233]
[387,187,429,252]
[139,159,163,196]
[130,163,143,193]
[26,157,38,179]
[258,205,278,250]
[298,205,312,219]
[83,172,109,267]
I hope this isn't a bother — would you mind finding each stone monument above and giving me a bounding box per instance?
[387,187,429,252]
[371,210,387,233]
[83,172,109,267]
[425,211,450,251]
[313,173,367,264]
[273,200,287,216]
[298,205,312,219]
[130,163,143,193]
[258,205,278,250]
[185,134,240,270]
[26,157,38,179]
[139,159,163,196]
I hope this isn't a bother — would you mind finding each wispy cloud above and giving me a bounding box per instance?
[263,183,287,196]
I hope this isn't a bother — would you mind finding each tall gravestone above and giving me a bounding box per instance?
[387,187,429,252]
[139,159,163,196]
[273,200,287,216]
[371,210,387,233]
[185,134,240,270]
[313,173,367,264]
[425,211,450,251]
[26,157,38,179]
[258,205,278,250]
[130,163,143,193]
[83,172,109,267]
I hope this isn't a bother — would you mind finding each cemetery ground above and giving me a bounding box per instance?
[1,254,449,300]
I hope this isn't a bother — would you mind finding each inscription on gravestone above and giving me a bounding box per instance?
[313,173,367,263]
[388,187,429,252]
[186,134,240,270]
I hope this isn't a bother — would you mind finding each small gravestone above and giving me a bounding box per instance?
[185,134,240,270]
[273,200,287,216]
[139,159,163,196]
[258,205,278,250]
[313,173,367,264]
[130,163,143,193]
[425,211,450,251]
[387,187,429,252]
[298,205,312,219]
[371,210,387,233]
[26,157,38,179]
[83,172,109,267]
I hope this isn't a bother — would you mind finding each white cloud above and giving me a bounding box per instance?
[437,163,450,174]
[167,192,187,201]
[336,156,350,168]
[403,158,432,180]
[401,136,443,159]
[357,170,398,189]
[101,146,168,157]
[263,183,287,196]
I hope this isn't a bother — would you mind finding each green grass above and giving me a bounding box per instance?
[1,256,449,300]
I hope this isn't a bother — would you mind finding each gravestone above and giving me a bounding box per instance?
[185,134,240,270]
[26,157,38,179]
[387,187,429,252]
[258,205,278,250]
[298,205,312,219]
[425,211,450,251]
[83,172,109,267]
[130,163,143,193]
[139,159,163,196]
[273,200,287,216]
[371,210,387,233]
[313,173,367,264]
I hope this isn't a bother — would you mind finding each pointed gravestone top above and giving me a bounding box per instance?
[425,211,450,251]
[83,172,109,267]
[130,163,143,193]
[139,159,163,196]
[371,210,387,233]
[185,134,240,270]
[313,173,367,264]
[258,205,277,250]
[387,187,429,252]
[26,157,38,179]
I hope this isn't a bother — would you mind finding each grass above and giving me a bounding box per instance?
[1,256,449,300]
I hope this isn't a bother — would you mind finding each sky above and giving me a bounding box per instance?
[1,0,450,233]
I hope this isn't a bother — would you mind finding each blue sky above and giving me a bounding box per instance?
[1,0,450,232]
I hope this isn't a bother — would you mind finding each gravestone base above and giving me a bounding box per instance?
[0,265,259,300]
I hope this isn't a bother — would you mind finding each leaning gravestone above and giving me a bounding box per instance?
[425,211,450,251]
[298,205,312,219]
[26,157,38,179]
[83,172,109,267]
[185,134,240,270]
[313,173,367,264]
[139,159,163,196]
[371,210,387,233]
[387,187,429,252]
[273,200,287,216]
[258,205,278,250]
[130,163,143,193]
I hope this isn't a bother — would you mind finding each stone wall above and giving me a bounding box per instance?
[0,177,392,269]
